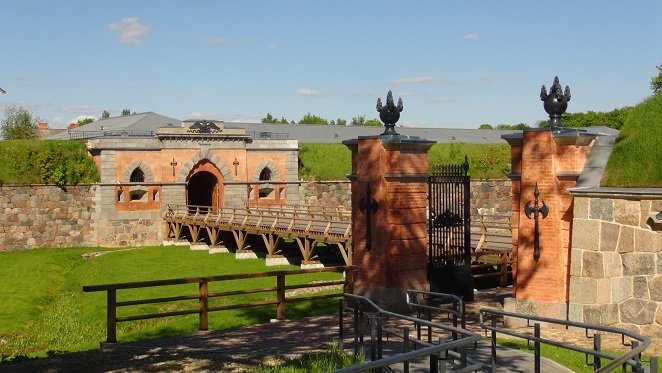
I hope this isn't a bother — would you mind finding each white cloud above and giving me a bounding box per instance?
[462,33,478,41]
[267,43,279,50]
[108,17,150,45]
[391,76,460,85]
[296,88,321,97]
[60,105,101,113]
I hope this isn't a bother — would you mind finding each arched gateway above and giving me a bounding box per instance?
[85,116,299,247]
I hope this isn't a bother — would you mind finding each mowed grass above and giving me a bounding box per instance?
[299,142,510,181]
[602,93,662,187]
[0,246,343,360]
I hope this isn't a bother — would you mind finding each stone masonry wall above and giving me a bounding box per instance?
[0,184,97,250]
[299,179,512,215]
[569,193,662,337]
[1,179,511,251]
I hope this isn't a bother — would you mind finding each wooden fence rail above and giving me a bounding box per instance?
[83,266,351,343]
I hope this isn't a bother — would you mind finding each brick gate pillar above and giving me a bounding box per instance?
[343,134,435,312]
[502,77,597,319]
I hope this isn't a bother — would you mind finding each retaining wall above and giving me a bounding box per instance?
[1,179,513,250]
[568,190,662,337]
[0,184,97,250]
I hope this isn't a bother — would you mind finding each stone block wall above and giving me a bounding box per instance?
[470,179,512,216]
[569,192,662,337]
[299,179,512,215]
[299,181,351,208]
[1,179,512,251]
[0,185,97,250]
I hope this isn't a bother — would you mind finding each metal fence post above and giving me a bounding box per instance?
[593,333,602,370]
[491,316,497,373]
[534,323,541,373]
[403,326,410,373]
[199,280,209,331]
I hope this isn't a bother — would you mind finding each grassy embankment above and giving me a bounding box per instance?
[0,140,98,186]
[0,246,342,360]
[602,93,662,187]
[299,142,511,181]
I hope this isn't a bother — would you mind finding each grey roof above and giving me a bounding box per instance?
[224,122,514,143]
[46,112,181,140]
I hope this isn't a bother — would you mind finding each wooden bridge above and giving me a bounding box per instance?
[163,205,353,266]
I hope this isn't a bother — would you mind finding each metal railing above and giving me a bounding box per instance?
[69,130,155,140]
[480,308,659,373]
[246,131,289,140]
[335,292,482,373]
[83,266,349,343]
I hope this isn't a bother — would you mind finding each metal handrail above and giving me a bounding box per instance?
[334,293,482,373]
[480,308,658,373]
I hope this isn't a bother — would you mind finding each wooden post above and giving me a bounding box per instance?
[276,274,285,320]
[107,289,117,343]
[199,280,208,331]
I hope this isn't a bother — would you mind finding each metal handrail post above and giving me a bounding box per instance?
[594,333,602,370]
[403,326,410,373]
[534,323,541,373]
[490,316,497,373]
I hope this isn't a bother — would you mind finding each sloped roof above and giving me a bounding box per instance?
[47,112,181,140]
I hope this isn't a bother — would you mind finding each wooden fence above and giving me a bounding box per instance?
[83,266,351,343]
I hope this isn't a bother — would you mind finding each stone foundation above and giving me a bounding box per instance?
[568,191,662,336]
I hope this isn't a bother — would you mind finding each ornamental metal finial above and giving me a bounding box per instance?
[540,76,571,131]
[376,90,403,136]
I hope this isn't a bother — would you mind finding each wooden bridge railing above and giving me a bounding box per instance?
[163,204,352,265]
[83,266,351,343]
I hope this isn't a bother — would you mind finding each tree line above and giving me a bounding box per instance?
[261,112,381,126]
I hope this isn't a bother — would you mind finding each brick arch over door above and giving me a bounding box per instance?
[122,160,155,182]
[176,149,234,183]
[252,160,282,181]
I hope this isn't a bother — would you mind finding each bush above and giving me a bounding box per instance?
[0,140,99,186]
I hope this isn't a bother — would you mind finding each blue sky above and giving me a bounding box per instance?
[1,1,660,129]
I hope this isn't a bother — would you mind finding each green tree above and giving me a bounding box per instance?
[479,123,493,129]
[261,113,278,123]
[330,118,347,126]
[298,112,328,125]
[101,110,110,119]
[651,63,662,95]
[77,117,95,126]
[121,108,131,116]
[1,105,39,140]
[351,115,382,126]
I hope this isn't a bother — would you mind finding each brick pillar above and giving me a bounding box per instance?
[344,135,435,312]
[503,128,596,318]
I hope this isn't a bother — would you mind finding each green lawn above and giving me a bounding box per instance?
[0,246,343,360]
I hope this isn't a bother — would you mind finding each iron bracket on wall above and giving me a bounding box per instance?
[359,183,379,251]
[524,182,549,261]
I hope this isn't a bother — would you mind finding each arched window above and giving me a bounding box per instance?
[130,168,145,183]
[259,167,272,181]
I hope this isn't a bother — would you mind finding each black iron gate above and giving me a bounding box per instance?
[428,156,474,301]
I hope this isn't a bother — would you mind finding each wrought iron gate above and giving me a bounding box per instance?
[428,156,473,301]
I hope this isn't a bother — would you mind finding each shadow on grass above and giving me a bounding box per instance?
[0,300,342,373]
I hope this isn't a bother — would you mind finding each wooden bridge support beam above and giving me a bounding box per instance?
[337,242,352,266]
[206,227,221,247]
[188,224,202,244]
[261,233,281,256]
[231,229,249,251]
[295,237,318,263]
